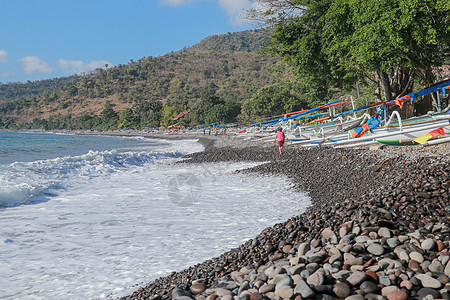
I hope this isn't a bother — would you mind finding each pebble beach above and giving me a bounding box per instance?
[120,135,450,300]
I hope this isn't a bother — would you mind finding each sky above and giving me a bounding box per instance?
[0,0,258,84]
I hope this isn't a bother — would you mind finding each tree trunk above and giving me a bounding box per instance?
[378,71,392,101]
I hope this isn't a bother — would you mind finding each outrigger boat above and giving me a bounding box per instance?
[290,79,450,148]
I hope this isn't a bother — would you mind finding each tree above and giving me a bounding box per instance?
[190,93,225,125]
[119,108,139,128]
[204,101,241,124]
[132,99,163,127]
[241,85,308,122]
[247,0,450,110]
[100,107,119,129]
[161,105,179,128]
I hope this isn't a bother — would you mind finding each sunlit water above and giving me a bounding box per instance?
[0,132,310,299]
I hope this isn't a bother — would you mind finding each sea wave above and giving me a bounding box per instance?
[0,149,183,208]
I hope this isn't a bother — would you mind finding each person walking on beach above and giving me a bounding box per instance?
[275,128,285,155]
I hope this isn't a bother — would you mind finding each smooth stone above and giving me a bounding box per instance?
[294,280,315,298]
[345,295,365,300]
[307,271,324,286]
[387,238,399,248]
[386,290,408,300]
[442,256,450,266]
[415,274,443,289]
[309,251,327,263]
[238,281,250,295]
[332,270,351,279]
[366,270,379,281]
[438,274,449,285]
[417,287,441,299]
[191,283,207,295]
[421,238,436,251]
[360,281,379,293]
[379,276,391,286]
[276,276,293,289]
[225,281,238,290]
[231,271,244,281]
[333,283,351,298]
[216,288,232,297]
[273,274,289,285]
[344,254,363,266]
[379,258,402,269]
[249,293,263,300]
[381,286,399,297]
[445,260,450,276]
[330,253,342,264]
[292,274,302,285]
[221,295,233,300]
[400,280,413,290]
[274,286,294,299]
[322,228,336,240]
[352,226,361,235]
[172,288,194,299]
[365,293,387,300]
[340,227,349,238]
[437,240,445,252]
[289,265,304,275]
[398,251,409,262]
[300,269,311,279]
[290,256,300,266]
[283,245,293,254]
[350,265,364,272]
[408,260,420,270]
[259,284,275,294]
[378,227,391,238]
[328,247,341,256]
[410,251,425,263]
[346,271,367,286]
[355,236,370,243]
[324,263,339,274]
[174,297,195,300]
[297,242,310,257]
[428,260,444,273]
[341,244,353,253]
[368,243,385,255]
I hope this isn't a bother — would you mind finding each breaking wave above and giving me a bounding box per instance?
[0,149,183,208]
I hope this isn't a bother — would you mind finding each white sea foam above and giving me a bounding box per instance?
[0,138,202,208]
[0,138,310,299]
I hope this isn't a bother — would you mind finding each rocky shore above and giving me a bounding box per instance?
[121,136,449,300]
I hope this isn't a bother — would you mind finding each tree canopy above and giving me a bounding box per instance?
[248,0,450,109]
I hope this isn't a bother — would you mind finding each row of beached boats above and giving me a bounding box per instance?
[219,79,450,148]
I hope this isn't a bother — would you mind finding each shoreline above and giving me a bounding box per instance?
[117,134,449,300]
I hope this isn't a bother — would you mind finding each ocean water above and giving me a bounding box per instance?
[0,132,311,299]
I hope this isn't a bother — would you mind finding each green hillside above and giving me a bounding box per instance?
[0,29,303,129]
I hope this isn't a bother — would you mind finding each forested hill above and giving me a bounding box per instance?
[188,29,271,52]
[0,76,80,103]
[0,29,296,129]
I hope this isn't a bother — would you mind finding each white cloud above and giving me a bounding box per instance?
[20,56,53,75]
[159,0,255,25]
[218,0,254,25]
[58,59,113,74]
[0,50,8,63]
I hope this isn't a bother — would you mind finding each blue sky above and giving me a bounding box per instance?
[0,0,257,84]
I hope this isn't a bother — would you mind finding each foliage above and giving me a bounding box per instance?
[204,101,241,125]
[240,85,310,122]
[253,0,450,108]
[189,93,225,125]
[119,108,139,128]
